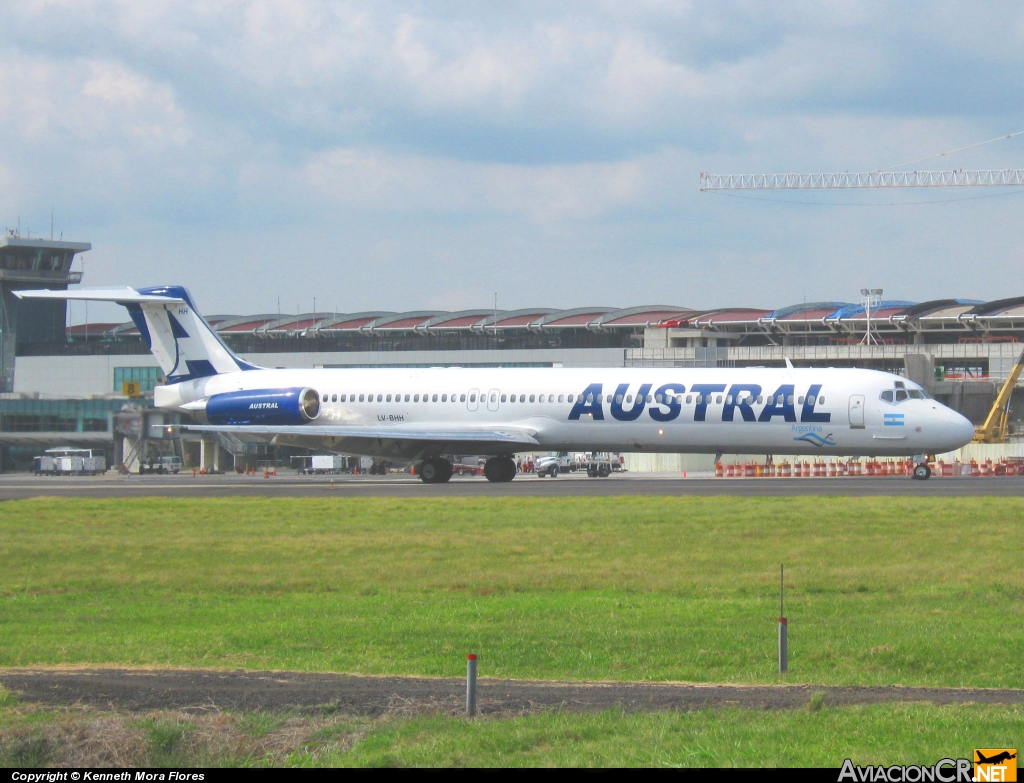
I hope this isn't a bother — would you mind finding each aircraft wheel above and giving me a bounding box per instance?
[502,457,517,482]
[419,459,440,483]
[484,457,503,482]
[438,459,453,483]
[913,463,931,480]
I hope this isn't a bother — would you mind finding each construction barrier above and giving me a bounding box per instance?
[709,455,1024,478]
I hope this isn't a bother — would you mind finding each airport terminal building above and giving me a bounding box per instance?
[3,237,1024,470]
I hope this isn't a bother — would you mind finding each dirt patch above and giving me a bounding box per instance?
[2,669,1022,717]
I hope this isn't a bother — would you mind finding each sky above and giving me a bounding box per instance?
[3,1,1024,323]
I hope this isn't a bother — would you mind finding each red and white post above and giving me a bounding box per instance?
[779,564,788,674]
[466,654,478,717]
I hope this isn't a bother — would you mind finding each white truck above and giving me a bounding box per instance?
[34,448,107,475]
[311,454,344,474]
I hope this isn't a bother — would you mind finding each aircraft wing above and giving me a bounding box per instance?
[182,423,539,459]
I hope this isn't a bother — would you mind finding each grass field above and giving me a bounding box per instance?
[1,496,1021,687]
[1,692,1022,767]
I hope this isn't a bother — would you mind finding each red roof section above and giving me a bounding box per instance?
[431,315,488,328]
[545,312,607,326]
[376,316,433,329]
[603,310,691,326]
[845,307,906,320]
[325,316,378,330]
[692,309,772,325]
[494,313,547,327]
[220,318,274,332]
[66,323,120,336]
[268,318,320,331]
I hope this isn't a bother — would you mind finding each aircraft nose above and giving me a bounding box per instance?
[947,409,975,447]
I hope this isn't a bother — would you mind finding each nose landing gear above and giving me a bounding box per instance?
[912,463,931,480]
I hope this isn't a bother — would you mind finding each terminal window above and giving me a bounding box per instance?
[114,366,162,393]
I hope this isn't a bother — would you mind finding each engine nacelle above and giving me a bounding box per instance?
[204,387,321,426]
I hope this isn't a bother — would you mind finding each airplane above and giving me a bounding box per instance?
[16,285,976,482]
[975,752,1016,765]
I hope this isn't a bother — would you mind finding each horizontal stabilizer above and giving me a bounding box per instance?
[14,287,186,304]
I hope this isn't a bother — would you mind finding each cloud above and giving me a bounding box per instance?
[1,1,1024,316]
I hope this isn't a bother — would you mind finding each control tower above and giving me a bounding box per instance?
[0,234,91,392]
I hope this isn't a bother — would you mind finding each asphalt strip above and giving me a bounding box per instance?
[1,669,1020,716]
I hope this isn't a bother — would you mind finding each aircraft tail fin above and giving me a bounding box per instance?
[14,285,260,382]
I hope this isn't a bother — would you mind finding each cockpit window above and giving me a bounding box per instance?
[908,390,925,399]
[880,390,894,403]
[895,390,909,402]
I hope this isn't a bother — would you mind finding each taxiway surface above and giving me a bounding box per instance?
[3,471,1024,499]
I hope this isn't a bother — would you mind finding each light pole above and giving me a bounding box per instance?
[860,288,883,345]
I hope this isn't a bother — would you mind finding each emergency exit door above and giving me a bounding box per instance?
[849,395,865,429]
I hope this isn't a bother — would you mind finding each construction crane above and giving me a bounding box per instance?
[700,169,1024,190]
[973,346,1024,443]
[700,129,1024,191]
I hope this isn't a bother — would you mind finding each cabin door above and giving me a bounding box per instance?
[849,395,865,429]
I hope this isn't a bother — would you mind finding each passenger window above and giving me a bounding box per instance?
[322,394,329,402]
[358,394,364,402]
[647,394,653,403]
[716,396,722,404]
[880,391,893,402]
[695,394,702,404]
[529,394,535,403]
[442,394,448,402]
[786,395,793,405]
[798,396,804,405]
[460,394,466,402]
[501,394,507,402]
[686,395,692,404]
[896,390,909,402]
[615,394,623,404]
[413,394,419,402]
[433,394,438,402]
[567,394,573,402]
[558,394,564,403]
[807,395,815,406]
[819,397,825,405]
[547,394,553,403]
[655,394,663,403]
[490,393,496,403]
[377,394,383,402]
[386,394,392,402]
[756,396,763,404]
[725,395,733,405]
[470,394,477,403]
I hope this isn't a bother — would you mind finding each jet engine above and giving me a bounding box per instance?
[202,387,321,425]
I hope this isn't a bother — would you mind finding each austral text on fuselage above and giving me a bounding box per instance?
[249,402,280,409]
[567,382,831,423]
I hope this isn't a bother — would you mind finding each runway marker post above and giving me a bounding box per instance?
[779,564,788,674]
[466,654,478,717]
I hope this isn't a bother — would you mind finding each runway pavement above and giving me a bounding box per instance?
[3,470,1024,498]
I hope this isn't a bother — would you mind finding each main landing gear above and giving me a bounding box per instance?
[912,463,932,480]
[483,456,517,483]
[418,457,453,484]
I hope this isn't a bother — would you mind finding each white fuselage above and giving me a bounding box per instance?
[155,365,975,457]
